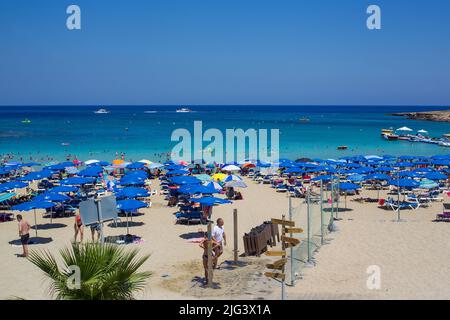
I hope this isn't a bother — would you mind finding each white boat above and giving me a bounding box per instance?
[176,107,192,113]
[94,108,110,114]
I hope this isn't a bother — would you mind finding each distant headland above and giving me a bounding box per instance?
[390,110,450,123]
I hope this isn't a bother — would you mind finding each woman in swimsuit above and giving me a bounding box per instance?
[74,213,84,242]
[199,235,219,284]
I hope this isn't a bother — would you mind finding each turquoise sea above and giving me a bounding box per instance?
[0,106,449,163]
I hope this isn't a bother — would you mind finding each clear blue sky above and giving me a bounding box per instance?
[0,0,449,106]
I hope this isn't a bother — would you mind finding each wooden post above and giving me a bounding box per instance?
[207,221,213,287]
[233,208,238,263]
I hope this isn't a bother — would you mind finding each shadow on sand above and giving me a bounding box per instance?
[9,237,53,246]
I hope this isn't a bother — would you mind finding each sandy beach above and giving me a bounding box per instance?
[1,177,449,300]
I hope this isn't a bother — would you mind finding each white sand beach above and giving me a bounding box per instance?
[0,177,449,300]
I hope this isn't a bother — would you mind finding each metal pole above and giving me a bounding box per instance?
[34,209,38,237]
[397,177,401,221]
[207,221,213,287]
[307,188,311,263]
[233,209,238,263]
[320,180,324,245]
[281,214,286,300]
[96,199,104,244]
[288,195,294,286]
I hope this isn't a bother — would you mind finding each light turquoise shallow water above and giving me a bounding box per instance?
[0,105,449,162]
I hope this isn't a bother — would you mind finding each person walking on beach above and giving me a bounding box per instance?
[212,218,227,268]
[90,223,101,242]
[74,213,84,242]
[17,214,31,258]
[199,234,219,284]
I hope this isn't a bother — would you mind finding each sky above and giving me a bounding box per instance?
[0,0,449,106]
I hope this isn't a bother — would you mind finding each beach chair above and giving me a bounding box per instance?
[436,203,450,221]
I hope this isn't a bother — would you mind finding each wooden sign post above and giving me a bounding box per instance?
[207,221,213,288]
[233,209,238,263]
[265,215,302,299]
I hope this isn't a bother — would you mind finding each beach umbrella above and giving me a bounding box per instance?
[45,162,74,171]
[12,200,56,237]
[222,164,241,172]
[419,179,438,189]
[34,192,70,202]
[389,178,419,189]
[195,174,212,182]
[188,196,232,206]
[87,161,110,167]
[60,177,94,185]
[116,199,147,234]
[347,174,365,183]
[396,126,413,132]
[166,169,189,176]
[65,167,79,175]
[178,184,218,195]
[115,187,149,198]
[424,172,447,181]
[211,173,227,181]
[0,181,28,192]
[338,182,360,208]
[165,164,184,171]
[120,176,146,186]
[19,170,53,181]
[224,180,247,188]
[365,173,391,181]
[84,159,100,165]
[78,167,103,177]
[170,176,201,185]
[126,162,146,169]
[48,186,78,193]
[284,167,305,175]
[148,163,164,169]
[0,167,13,175]
[311,175,336,182]
[138,159,152,165]
[203,181,223,192]
[396,171,419,178]
[223,175,242,182]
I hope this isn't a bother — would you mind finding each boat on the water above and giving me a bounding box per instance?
[94,108,110,114]
[381,129,399,141]
[21,118,31,124]
[176,107,192,113]
[299,117,310,122]
[337,146,348,150]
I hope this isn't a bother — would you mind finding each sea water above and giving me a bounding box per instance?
[0,105,449,162]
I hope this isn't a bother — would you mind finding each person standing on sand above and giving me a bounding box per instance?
[212,218,227,268]
[17,214,31,258]
[74,213,84,242]
[199,234,219,284]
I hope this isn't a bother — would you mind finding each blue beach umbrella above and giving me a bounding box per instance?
[188,196,232,206]
[34,192,70,202]
[424,172,447,181]
[48,186,78,193]
[223,175,242,182]
[178,184,218,195]
[203,181,223,192]
[115,187,149,198]
[60,177,94,185]
[170,176,201,185]
[365,173,391,181]
[0,181,28,192]
[116,199,148,234]
[389,178,420,189]
[12,200,56,237]
[347,174,365,183]
[78,166,103,177]
[419,179,439,189]
[126,162,146,169]
[166,169,189,176]
[311,175,337,182]
[19,170,53,181]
